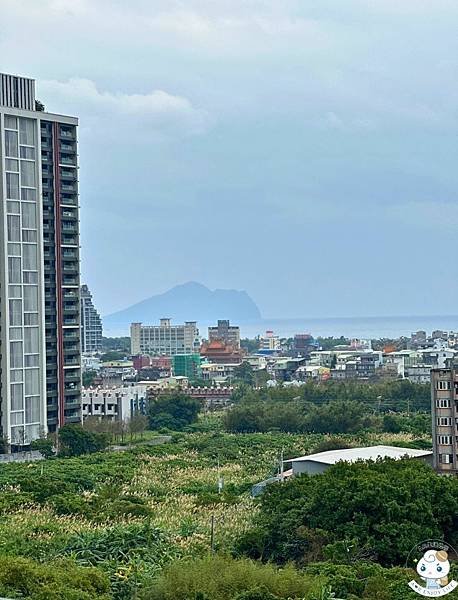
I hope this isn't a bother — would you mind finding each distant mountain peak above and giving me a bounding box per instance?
[103,282,261,335]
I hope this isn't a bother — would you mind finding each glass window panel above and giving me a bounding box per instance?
[6,172,19,199]
[20,161,36,187]
[9,300,22,326]
[22,230,37,242]
[19,118,35,145]
[25,396,41,423]
[10,341,23,368]
[22,245,37,270]
[11,412,24,425]
[21,203,36,229]
[11,426,25,445]
[5,130,18,157]
[5,158,19,171]
[7,201,20,214]
[11,383,24,410]
[8,285,22,298]
[23,272,38,284]
[7,215,20,241]
[25,370,39,397]
[24,327,39,354]
[23,286,38,311]
[25,424,40,442]
[21,189,36,201]
[8,257,21,283]
[25,354,39,367]
[24,313,38,326]
[10,370,23,383]
[7,243,21,256]
[9,327,22,341]
[20,146,35,159]
[4,115,17,129]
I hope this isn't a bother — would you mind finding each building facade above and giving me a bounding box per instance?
[431,368,458,475]
[80,284,102,353]
[130,319,200,356]
[208,320,240,349]
[173,354,201,381]
[82,383,147,422]
[0,73,81,445]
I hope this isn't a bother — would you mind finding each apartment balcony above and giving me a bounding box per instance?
[63,291,78,300]
[63,344,80,353]
[59,155,76,167]
[62,237,78,247]
[63,331,79,341]
[61,184,77,193]
[62,224,78,234]
[59,130,75,140]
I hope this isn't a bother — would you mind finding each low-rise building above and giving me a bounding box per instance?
[259,330,281,354]
[200,340,243,365]
[173,354,202,381]
[82,383,148,422]
[290,445,433,476]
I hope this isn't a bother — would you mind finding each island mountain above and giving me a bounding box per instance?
[103,282,261,335]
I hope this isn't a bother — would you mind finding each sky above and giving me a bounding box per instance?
[2,0,458,319]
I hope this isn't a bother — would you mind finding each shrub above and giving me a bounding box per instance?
[140,554,324,599]
[0,556,110,599]
[58,425,108,457]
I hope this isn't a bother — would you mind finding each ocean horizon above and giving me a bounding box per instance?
[238,314,458,340]
[104,314,458,340]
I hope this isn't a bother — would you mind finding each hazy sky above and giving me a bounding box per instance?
[2,0,458,318]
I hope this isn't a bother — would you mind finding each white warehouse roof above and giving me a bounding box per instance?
[290,445,432,466]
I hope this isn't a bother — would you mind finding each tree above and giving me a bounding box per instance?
[236,459,458,567]
[30,437,55,458]
[100,350,127,362]
[128,414,149,440]
[83,369,98,387]
[305,401,369,434]
[233,362,255,385]
[58,424,108,456]
[148,393,201,431]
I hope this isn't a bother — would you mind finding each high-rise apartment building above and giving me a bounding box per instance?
[0,73,81,445]
[131,319,200,356]
[80,284,103,353]
[431,368,458,474]
[208,319,240,349]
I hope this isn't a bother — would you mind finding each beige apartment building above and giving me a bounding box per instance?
[431,368,458,474]
[131,319,200,356]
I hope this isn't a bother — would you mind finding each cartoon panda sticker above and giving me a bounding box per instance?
[416,550,450,590]
[407,541,458,597]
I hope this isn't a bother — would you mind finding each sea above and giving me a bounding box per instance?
[237,315,458,340]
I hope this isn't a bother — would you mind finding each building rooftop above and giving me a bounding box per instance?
[290,445,432,465]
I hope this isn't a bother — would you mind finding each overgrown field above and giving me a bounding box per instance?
[0,431,431,598]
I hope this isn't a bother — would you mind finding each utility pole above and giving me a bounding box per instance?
[210,514,215,553]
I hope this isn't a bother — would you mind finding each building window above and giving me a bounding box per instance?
[21,203,37,229]
[7,215,21,242]
[10,341,23,368]
[19,118,35,146]
[438,435,452,445]
[439,454,453,464]
[437,399,451,408]
[437,417,452,427]
[437,380,451,390]
[5,130,18,157]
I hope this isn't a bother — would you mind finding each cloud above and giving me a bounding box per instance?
[39,78,210,137]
